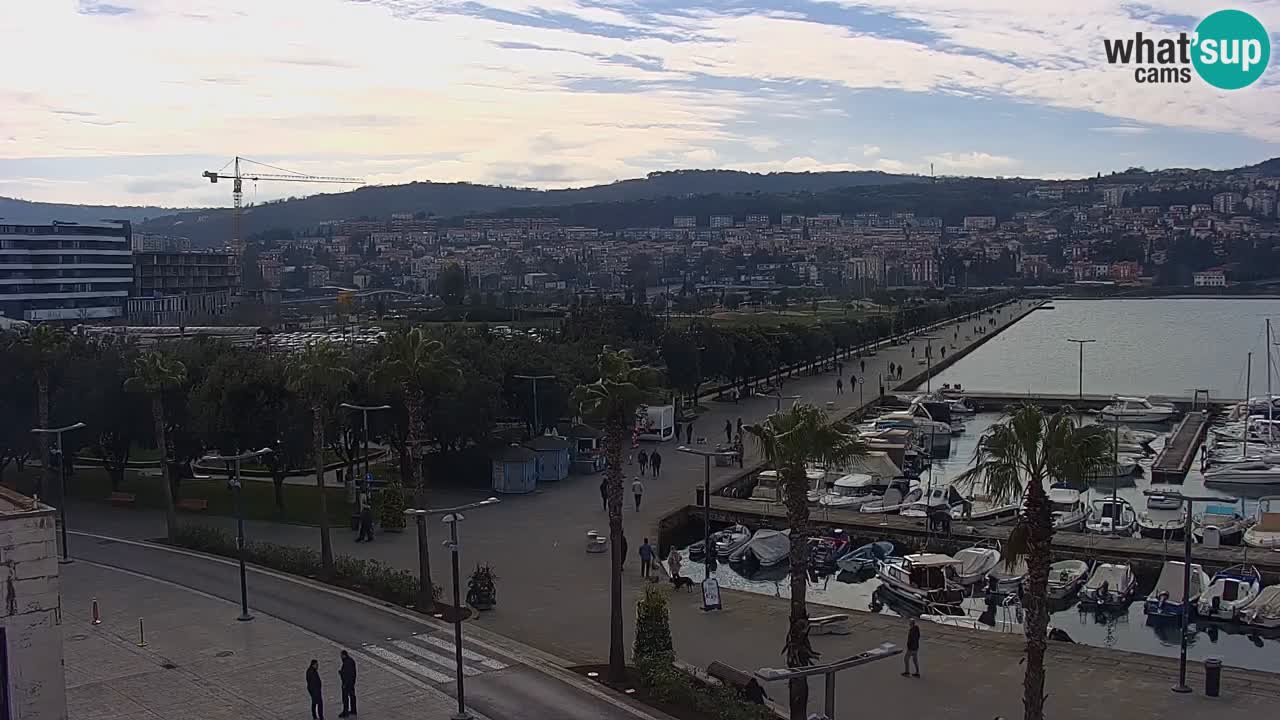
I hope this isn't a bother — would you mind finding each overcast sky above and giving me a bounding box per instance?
[2,0,1277,208]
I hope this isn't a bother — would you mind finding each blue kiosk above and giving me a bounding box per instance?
[491,444,538,494]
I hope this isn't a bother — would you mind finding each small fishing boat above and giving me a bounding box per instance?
[1203,460,1280,485]
[713,524,752,558]
[1049,484,1088,532]
[1146,489,1182,510]
[951,544,1001,586]
[986,556,1027,594]
[1240,586,1280,629]
[1137,510,1186,540]
[858,479,921,514]
[876,553,966,608]
[1100,396,1177,424]
[835,540,894,573]
[1192,503,1253,546]
[1085,496,1136,536]
[901,485,968,519]
[1047,560,1090,600]
[1079,563,1138,607]
[1197,564,1262,621]
[809,530,852,572]
[819,472,887,510]
[1143,561,1210,620]
[1243,496,1280,549]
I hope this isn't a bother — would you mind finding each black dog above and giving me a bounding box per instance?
[670,575,695,591]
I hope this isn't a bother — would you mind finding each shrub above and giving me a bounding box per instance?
[634,584,674,668]
[379,481,407,530]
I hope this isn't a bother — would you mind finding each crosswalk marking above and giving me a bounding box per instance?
[413,633,509,670]
[393,639,483,676]
[364,644,455,683]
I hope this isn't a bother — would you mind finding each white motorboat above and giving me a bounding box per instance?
[1092,456,1140,480]
[1047,560,1091,600]
[962,493,1020,521]
[922,596,1024,634]
[1143,561,1210,620]
[1136,510,1186,540]
[1085,496,1136,536]
[859,479,922,514]
[1146,489,1182,510]
[986,556,1027,594]
[875,553,966,607]
[901,485,968,519]
[1100,396,1177,424]
[751,470,782,502]
[835,540,894,573]
[1079,563,1138,607]
[1240,586,1280,629]
[729,529,790,566]
[1197,564,1262,621]
[818,472,886,510]
[1243,496,1280,549]
[952,544,1001,586]
[1204,460,1280,485]
[712,524,752,559]
[1048,484,1087,532]
[1192,503,1253,545]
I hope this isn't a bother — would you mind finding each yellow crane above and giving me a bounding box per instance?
[202,156,363,255]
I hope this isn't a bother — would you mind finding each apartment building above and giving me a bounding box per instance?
[0,220,133,322]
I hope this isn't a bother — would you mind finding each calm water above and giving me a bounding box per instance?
[930,298,1280,399]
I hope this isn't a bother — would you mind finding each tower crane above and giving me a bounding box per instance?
[202,156,363,255]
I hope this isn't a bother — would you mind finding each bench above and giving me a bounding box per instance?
[177,498,209,512]
[704,661,786,718]
[809,614,851,635]
[108,492,136,507]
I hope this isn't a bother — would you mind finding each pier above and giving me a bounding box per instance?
[916,391,1238,413]
[1151,411,1211,483]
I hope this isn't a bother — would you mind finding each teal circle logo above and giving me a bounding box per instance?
[1192,9,1270,89]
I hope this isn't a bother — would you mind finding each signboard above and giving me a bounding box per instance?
[702,577,722,611]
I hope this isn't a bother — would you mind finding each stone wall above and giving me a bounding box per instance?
[0,491,65,720]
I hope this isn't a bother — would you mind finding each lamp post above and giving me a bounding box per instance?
[754,643,902,719]
[203,447,273,621]
[676,445,737,609]
[762,390,801,413]
[339,403,391,498]
[1066,338,1095,401]
[404,498,500,720]
[31,422,86,564]
[513,374,555,436]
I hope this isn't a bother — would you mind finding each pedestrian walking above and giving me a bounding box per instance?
[734,434,744,468]
[902,618,921,677]
[632,477,644,511]
[888,361,895,376]
[355,495,374,543]
[940,346,947,359]
[667,549,684,585]
[637,449,649,476]
[911,346,915,358]
[686,422,693,444]
[306,659,324,719]
[650,450,662,477]
[639,538,654,579]
[724,419,732,443]
[860,359,865,374]
[620,534,629,571]
[599,477,608,511]
[836,377,843,395]
[338,651,357,717]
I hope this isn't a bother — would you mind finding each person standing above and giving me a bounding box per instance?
[836,377,843,395]
[736,417,743,437]
[685,422,694,445]
[888,361,895,376]
[724,419,732,444]
[355,495,374,543]
[306,659,324,719]
[733,434,744,468]
[599,477,608,511]
[650,450,662,477]
[860,359,865,374]
[632,477,644,511]
[637,449,649,476]
[902,618,920,677]
[639,538,654,579]
[338,651,357,717]
[667,549,683,585]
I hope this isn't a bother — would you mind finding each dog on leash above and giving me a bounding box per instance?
[670,575,695,591]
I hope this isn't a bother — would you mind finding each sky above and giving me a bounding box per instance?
[1,0,1278,208]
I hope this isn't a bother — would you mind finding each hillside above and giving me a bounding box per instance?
[0,196,187,226]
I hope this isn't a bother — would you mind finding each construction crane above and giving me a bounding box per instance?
[202,156,363,256]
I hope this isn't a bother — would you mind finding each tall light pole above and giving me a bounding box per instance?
[1066,338,1095,401]
[339,403,391,498]
[676,445,737,609]
[31,422,86,564]
[203,447,273,621]
[513,374,555,436]
[405,498,500,720]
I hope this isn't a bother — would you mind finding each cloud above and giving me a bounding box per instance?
[927,151,1018,173]
[1090,125,1151,135]
[860,144,881,156]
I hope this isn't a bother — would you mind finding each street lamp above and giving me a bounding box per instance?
[1066,339,1095,401]
[676,445,737,610]
[754,643,902,719]
[405,498,500,720]
[31,422,86,564]
[761,389,801,413]
[339,403,391,498]
[203,447,273,621]
[513,374,555,436]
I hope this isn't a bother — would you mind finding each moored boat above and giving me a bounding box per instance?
[835,540,894,573]
[729,529,789,566]
[951,544,1000,586]
[901,484,967,519]
[875,553,966,608]
[1049,484,1087,532]
[1079,563,1137,607]
[1196,564,1262,621]
[1240,586,1280,629]
[1137,509,1186,540]
[1047,560,1090,600]
[1192,503,1252,545]
[1203,460,1280,485]
[1143,561,1210,620]
[1100,396,1177,424]
[1243,496,1280,549]
[858,479,921,514]
[1085,496,1136,536]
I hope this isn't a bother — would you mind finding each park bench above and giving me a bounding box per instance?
[704,661,786,718]
[177,498,209,512]
[108,492,136,507]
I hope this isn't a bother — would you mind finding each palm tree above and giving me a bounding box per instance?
[286,342,353,575]
[571,349,660,684]
[955,404,1111,720]
[125,351,188,542]
[745,403,866,720]
[24,326,68,493]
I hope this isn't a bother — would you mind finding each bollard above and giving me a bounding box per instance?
[136,618,147,647]
[91,598,101,626]
[1204,657,1222,697]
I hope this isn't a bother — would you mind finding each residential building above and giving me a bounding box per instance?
[0,487,65,720]
[130,250,241,325]
[673,216,697,228]
[1213,192,1243,214]
[710,215,734,228]
[962,216,997,231]
[0,220,133,322]
[1193,268,1227,287]
[744,214,770,227]
[1101,186,1134,207]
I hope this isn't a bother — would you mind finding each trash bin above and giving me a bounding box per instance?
[696,486,706,507]
[1205,657,1222,697]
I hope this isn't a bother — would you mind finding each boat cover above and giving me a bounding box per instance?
[954,548,999,578]
[1242,586,1280,627]
[1150,562,1206,604]
[1085,564,1132,592]
[746,529,790,566]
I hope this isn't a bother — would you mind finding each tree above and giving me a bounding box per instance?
[286,342,353,575]
[0,333,35,482]
[22,326,68,493]
[571,350,662,683]
[955,405,1111,720]
[745,404,866,720]
[125,351,188,542]
[634,584,674,672]
[438,263,466,306]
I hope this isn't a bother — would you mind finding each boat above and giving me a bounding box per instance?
[1047,560,1090,600]
[1099,396,1177,424]
[1092,456,1140,480]
[1143,561,1210,620]
[729,529,790,566]
[1079,563,1138,607]
[1240,586,1280,629]
[922,595,1024,634]
[1203,460,1280,485]
[1048,484,1088,532]
[1192,503,1252,545]
[1197,564,1262,621]
[951,544,1001,586]
[1136,510,1186,540]
[962,493,1020,521]
[858,479,921,514]
[901,485,968,519]
[713,524,752,558]
[986,556,1027,594]
[809,530,852,572]
[937,383,966,397]
[835,540,894,573]
[1085,496,1136,536]
[1243,496,1280,549]
[750,471,782,502]
[818,472,886,510]
[1146,489,1182,510]
[875,553,966,607]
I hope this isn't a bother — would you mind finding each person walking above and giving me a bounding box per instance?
[639,538,654,579]
[667,549,684,586]
[888,361,895,376]
[685,422,694,444]
[650,450,662,477]
[632,477,644,511]
[860,359,865,374]
[902,618,921,677]
[355,495,374,543]
[637,449,649,476]
[599,477,608,511]
[306,659,324,719]
[724,419,732,444]
[910,346,915,358]
[836,377,843,395]
[338,651,357,717]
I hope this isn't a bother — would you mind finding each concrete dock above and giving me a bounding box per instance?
[1152,411,1211,483]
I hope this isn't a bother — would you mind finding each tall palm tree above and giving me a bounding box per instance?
[24,326,68,494]
[955,404,1111,720]
[125,350,188,542]
[286,342,353,575]
[745,403,866,720]
[571,349,660,684]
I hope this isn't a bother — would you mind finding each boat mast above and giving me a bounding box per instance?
[1245,352,1252,460]
[1268,319,1274,443]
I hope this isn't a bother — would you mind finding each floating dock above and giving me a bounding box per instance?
[1151,411,1211,484]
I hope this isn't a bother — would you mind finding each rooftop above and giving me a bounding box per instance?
[0,486,50,516]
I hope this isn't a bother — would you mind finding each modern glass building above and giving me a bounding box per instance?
[0,221,133,322]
